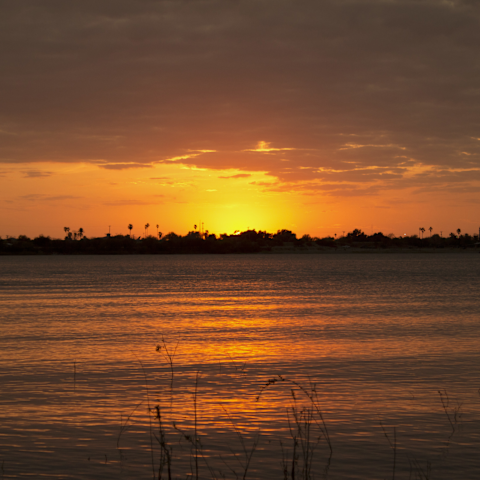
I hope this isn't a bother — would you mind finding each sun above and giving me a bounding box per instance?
[205,203,285,235]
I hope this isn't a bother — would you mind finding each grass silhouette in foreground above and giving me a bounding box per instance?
[110,340,472,480]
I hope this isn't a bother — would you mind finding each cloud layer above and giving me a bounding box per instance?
[1,0,480,197]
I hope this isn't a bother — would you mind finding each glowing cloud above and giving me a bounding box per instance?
[245,141,296,153]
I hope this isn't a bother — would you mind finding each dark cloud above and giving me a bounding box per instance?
[218,173,252,179]
[103,198,164,206]
[98,163,153,170]
[20,194,82,201]
[254,181,382,197]
[249,181,279,187]
[1,0,480,194]
[22,170,54,178]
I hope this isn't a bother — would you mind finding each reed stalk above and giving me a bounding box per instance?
[112,343,473,480]
[156,336,178,387]
[380,422,396,480]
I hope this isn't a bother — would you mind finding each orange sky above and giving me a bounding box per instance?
[2,150,477,239]
[1,1,480,239]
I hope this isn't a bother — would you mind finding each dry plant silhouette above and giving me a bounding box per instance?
[156,336,179,386]
[380,422,397,480]
[110,343,474,480]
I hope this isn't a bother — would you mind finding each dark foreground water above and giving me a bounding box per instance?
[1,253,480,479]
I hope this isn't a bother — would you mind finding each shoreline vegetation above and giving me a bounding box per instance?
[1,228,479,255]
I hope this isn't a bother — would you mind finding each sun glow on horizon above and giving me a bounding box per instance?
[2,153,480,240]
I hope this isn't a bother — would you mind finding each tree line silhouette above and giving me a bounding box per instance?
[1,227,479,255]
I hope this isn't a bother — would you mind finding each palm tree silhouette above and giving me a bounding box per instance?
[429,227,433,237]
[420,227,425,239]
[156,224,159,237]
[158,231,163,240]
[457,228,461,237]
[78,228,84,239]
[128,224,133,238]
[145,223,150,238]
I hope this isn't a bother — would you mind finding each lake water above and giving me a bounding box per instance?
[1,253,480,479]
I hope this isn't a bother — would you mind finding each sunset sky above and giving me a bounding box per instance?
[1,0,480,239]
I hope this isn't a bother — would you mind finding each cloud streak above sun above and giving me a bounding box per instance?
[1,0,480,236]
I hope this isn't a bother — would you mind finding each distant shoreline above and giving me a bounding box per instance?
[1,247,479,256]
[2,229,479,255]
